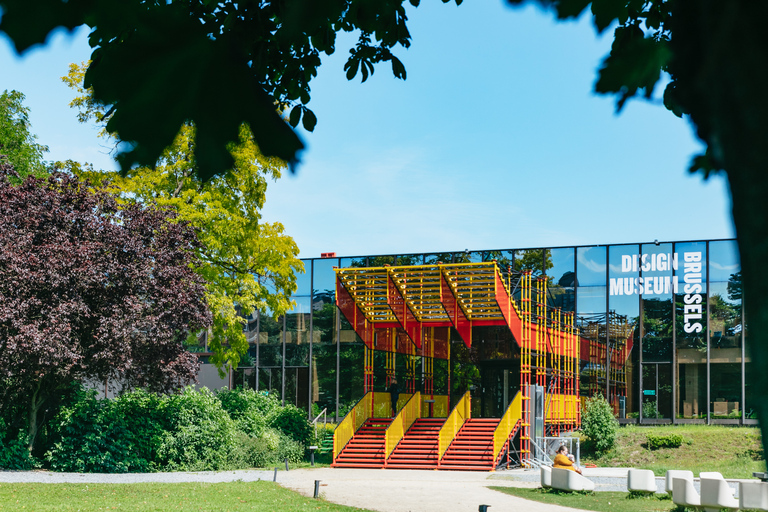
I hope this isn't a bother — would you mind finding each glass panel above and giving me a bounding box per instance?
[313,258,338,299]
[338,342,365,416]
[285,297,310,367]
[641,242,673,364]
[549,247,575,311]
[311,278,337,418]
[710,362,741,419]
[576,246,606,287]
[485,250,515,267]
[745,336,756,420]
[367,255,396,266]
[396,254,424,265]
[339,256,367,268]
[608,245,640,417]
[424,253,455,265]
[294,259,311,296]
[709,240,740,283]
[577,286,606,316]
[468,251,484,263]
[641,363,671,419]
[577,286,606,399]
[674,241,706,418]
[515,248,547,276]
[709,282,741,349]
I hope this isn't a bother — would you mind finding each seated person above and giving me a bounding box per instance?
[553,445,582,475]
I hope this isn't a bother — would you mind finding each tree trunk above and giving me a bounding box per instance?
[27,380,44,452]
[671,1,768,460]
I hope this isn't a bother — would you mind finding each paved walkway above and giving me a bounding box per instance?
[0,467,585,512]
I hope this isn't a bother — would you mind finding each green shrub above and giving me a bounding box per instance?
[642,401,660,419]
[45,390,159,473]
[217,388,281,437]
[270,404,312,445]
[647,432,683,450]
[234,428,304,468]
[581,393,618,454]
[157,387,240,471]
[0,418,34,470]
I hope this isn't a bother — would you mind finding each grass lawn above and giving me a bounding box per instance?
[490,487,678,512]
[0,481,373,512]
[581,424,765,478]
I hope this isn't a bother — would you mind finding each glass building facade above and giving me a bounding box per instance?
[234,239,752,425]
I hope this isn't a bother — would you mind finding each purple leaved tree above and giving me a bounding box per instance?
[0,163,212,450]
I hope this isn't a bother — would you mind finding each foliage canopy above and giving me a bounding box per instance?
[0,90,48,180]
[0,165,211,449]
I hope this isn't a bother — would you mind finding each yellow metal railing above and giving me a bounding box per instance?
[384,392,421,460]
[492,392,522,463]
[333,392,373,460]
[438,391,471,459]
[420,395,449,417]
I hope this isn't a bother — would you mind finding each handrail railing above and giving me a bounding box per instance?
[312,407,328,439]
[492,391,522,462]
[384,391,421,461]
[333,392,373,460]
[438,391,471,460]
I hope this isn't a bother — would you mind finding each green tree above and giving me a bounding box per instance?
[0,90,48,180]
[64,63,303,372]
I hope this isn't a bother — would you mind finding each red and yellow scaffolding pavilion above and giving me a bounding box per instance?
[331,261,581,470]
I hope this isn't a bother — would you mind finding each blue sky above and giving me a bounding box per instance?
[0,2,735,259]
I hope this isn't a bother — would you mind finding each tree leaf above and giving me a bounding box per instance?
[301,108,317,132]
[289,105,302,128]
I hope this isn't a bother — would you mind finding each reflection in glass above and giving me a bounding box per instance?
[515,248,549,276]
[608,245,640,417]
[576,246,606,287]
[313,258,338,298]
[549,248,574,311]
[709,240,740,283]
[340,257,367,268]
[294,261,311,296]
[641,363,672,419]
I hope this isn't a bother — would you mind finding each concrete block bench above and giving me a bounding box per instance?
[740,481,768,511]
[664,470,693,494]
[551,467,595,492]
[540,466,551,488]
[700,477,739,512]
[627,469,657,493]
[672,477,700,509]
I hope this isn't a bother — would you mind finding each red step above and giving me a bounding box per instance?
[385,418,445,469]
[439,418,500,471]
[332,418,392,468]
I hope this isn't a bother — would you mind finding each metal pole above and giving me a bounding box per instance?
[335,301,341,422]
[309,260,314,420]
[282,315,287,406]
[255,310,260,391]
[672,243,677,423]
[706,242,711,424]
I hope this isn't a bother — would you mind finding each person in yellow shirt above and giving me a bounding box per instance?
[553,445,582,474]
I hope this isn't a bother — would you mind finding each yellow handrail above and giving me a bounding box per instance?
[492,392,522,462]
[333,392,373,460]
[438,391,471,459]
[384,391,421,460]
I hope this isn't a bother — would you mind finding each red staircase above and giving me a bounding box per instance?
[385,418,444,469]
[332,418,391,468]
[438,418,500,471]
